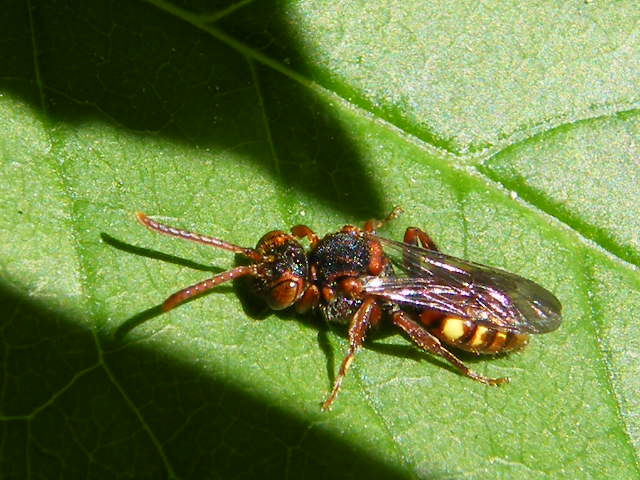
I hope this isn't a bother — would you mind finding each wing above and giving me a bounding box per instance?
[363,235,562,334]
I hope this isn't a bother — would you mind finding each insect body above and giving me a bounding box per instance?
[136,210,562,410]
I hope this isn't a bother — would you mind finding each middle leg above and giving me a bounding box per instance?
[322,296,381,410]
[363,206,404,233]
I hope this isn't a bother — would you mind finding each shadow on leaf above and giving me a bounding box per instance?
[1,0,386,218]
[0,283,429,479]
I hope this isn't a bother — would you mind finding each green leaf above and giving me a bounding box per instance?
[1,1,638,478]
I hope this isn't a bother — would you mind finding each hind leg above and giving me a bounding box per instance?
[391,310,508,386]
[404,227,439,251]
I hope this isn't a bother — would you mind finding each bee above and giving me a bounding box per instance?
[135,209,562,410]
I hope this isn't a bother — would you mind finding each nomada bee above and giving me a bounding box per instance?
[136,209,562,410]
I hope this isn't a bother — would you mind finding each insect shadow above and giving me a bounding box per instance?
[102,233,230,340]
[104,231,454,387]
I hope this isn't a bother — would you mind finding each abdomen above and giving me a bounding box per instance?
[421,313,529,354]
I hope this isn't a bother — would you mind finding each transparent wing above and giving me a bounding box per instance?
[363,235,562,334]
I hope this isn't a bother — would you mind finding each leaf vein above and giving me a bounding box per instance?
[583,260,640,473]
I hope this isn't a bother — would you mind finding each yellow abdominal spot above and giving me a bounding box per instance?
[441,318,466,341]
[469,326,489,347]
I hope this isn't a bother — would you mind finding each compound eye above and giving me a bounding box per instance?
[267,276,305,310]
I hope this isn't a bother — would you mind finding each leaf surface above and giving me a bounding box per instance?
[1,1,638,479]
